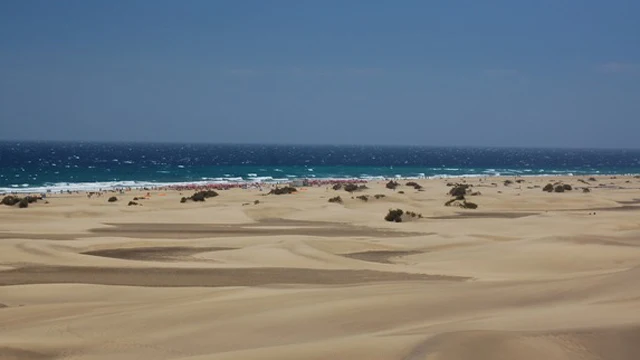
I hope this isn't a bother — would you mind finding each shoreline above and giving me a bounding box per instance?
[2,173,639,195]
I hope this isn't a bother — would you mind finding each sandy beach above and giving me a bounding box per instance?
[1,175,640,359]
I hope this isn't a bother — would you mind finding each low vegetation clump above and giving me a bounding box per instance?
[554,185,565,193]
[1,195,45,209]
[328,196,343,204]
[108,196,118,202]
[448,184,472,197]
[254,200,260,205]
[268,186,297,195]
[504,180,513,186]
[356,195,369,201]
[384,209,404,222]
[374,194,386,199]
[583,188,591,193]
[543,183,554,192]
[18,198,29,208]
[588,177,597,182]
[516,179,525,183]
[444,198,478,209]
[192,190,219,201]
[563,184,572,191]
[128,201,139,206]
[461,201,478,209]
[398,190,405,194]
[344,183,368,193]
[470,191,482,196]
[578,179,589,184]
[406,181,423,190]
[384,208,422,222]
[386,180,399,190]
[1,196,22,206]
[181,190,220,202]
[332,183,343,190]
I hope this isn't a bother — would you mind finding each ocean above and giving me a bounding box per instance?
[1,141,640,193]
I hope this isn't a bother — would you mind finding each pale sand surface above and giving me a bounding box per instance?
[1,176,640,359]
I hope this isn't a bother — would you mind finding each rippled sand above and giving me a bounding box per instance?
[1,176,640,359]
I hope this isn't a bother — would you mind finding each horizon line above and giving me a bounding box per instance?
[1,139,640,151]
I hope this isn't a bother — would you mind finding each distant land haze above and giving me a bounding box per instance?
[1,142,639,192]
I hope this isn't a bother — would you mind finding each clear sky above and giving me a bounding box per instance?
[1,0,639,148]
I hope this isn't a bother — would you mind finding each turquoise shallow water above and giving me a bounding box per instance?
[1,142,639,192]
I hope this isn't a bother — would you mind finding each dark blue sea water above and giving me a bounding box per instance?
[1,142,640,192]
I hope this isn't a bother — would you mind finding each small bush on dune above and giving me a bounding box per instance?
[1,196,21,206]
[563,184,572,191]
[356,195,369,202]
[344,183,358,192]
[554,185,565,193]
[543,183,554,192]
[385,209,404,222]
[181,190,220,203]
[448,184,471,197]
[583,188,591,193]
[461,201,478,209]
[374,194,386,199]
[332,183,343,191]
[108,196,118,202]
[406,181,423,190]
[504,180,513,186]
[203,190,219,198]
[588,177,597,182]
[344,183,368,193]
[191,192,206,201]
[444,198,478,209]
[328,196,343,204]
[268,186,297,195]
[386,181,399,190]
[25,196,38,204]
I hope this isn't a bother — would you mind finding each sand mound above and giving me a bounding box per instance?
[405,327,640,360]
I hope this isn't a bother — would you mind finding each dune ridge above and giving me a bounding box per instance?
[1,176,640,359]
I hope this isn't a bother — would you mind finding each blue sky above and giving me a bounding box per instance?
[1,0,639,147]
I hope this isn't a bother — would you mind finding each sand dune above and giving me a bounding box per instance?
[1,176,640,359]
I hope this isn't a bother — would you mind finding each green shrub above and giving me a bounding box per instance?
[328,196,343,204]
[385,209,404,222]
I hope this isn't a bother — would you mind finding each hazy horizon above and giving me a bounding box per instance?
[3,139,640,151]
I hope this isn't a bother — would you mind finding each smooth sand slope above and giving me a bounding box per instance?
[1,176,640,359]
